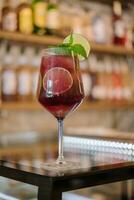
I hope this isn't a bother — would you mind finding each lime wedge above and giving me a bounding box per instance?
[63,33,90,60]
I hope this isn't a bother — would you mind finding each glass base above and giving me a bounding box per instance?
[43,160,83,172]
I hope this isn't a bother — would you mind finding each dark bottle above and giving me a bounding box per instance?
[32,0,47,35]
[113,1,126,46]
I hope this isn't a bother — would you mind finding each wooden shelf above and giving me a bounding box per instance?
[0,30,134,55]
[90,43,134,55]
[81,101,134,110]
[1,101,134,111]
[0,30,62,46]
[1,101,42,110]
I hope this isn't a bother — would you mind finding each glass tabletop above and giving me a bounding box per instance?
[0,135,133,178]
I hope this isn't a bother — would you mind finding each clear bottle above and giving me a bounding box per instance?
[2,0,18,32]
[18,0,33,34]
[112,59,123,101]
[46,0,60,35]
[104,56,113,101]
[120,59,132,101]
[32,0,48,35]
[0,42,7,103]
[113,1,126,46]
[17,47,33,101]
[97,59,107,101]
[88,54,98,101]
[31,49,40,99]
[1,47,17,101]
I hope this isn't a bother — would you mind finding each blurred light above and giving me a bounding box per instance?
[64,136,134,158]
[0,193,19,200]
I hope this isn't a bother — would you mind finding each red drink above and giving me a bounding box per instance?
[37,51,84,120]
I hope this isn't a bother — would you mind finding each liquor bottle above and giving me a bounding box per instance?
[120,60,132,101]
[17,47,33,101]
[0,66,1,105]
[31,49,40,99]
[46,0,60,35]
[104,56,113,101]
[1,0,18,32]
[88,54,98,101]
[18,0,33,34]
[32,0,47,35]
[113,1,126,46]
[0,0,4,28]
[97,60,107,101]
[82,72,91,99]
[112,59,123,101]
[1,47,17,101]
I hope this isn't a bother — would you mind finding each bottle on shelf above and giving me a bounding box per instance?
[18,0,33,35]
[111,59,123,101]
[1,0,18,32]
[0,67,1,104]
[1,46,18,101]
[46,0,61,35]
[112,1,126,46]
[32,0,48,35]
[17,47,33,101]
[96,60,107,101]
[31,49,40,99]
[82,72,92,99]
[91,14,107,44]
[104,56,114,101]
[125,25,133,49]
[120,59,132,101]
[0,0,4,29]
[0,41,7,103]
[88,54,98,101]
[80,56,92,99]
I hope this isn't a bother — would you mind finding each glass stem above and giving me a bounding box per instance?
[57,119,65,164]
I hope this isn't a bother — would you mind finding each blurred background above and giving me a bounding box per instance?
[0,0,134,199]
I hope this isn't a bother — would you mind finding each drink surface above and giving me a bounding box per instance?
[37,54,84,119]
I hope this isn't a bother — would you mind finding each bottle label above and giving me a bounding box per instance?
[2,70,16,95]
[46,9,60,29]
[19,8,33,34]
[18,71,31,95]
[3,12,17,31]
[114,20,125,38]
[34,2,47,28]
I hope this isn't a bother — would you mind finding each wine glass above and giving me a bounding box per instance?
[37,47,84,170]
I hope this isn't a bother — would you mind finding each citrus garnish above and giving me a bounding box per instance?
[43,67,73,95]
[63,33,90,60]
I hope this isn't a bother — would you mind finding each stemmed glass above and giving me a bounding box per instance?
[37,47,84,170]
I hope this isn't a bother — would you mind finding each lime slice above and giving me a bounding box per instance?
[63,33,90,60]
[43,67,73,95]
